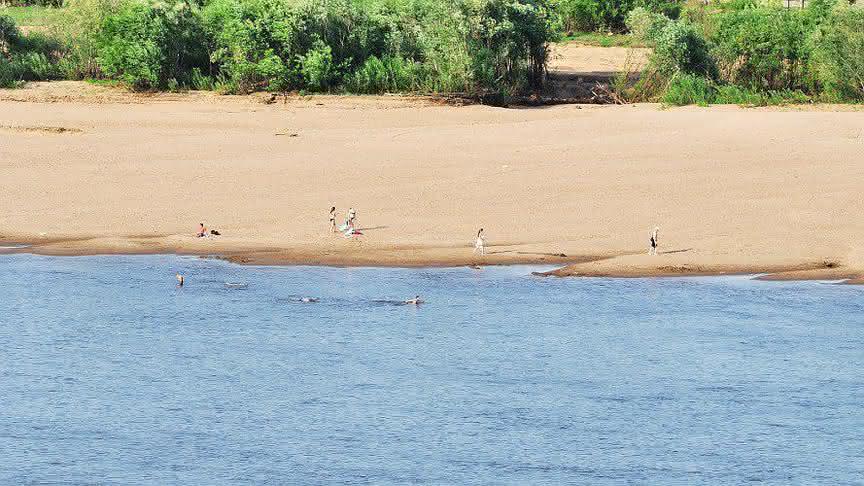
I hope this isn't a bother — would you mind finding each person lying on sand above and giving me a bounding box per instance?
[404,295,424,305]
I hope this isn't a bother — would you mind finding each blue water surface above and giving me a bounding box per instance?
[1,254,862,485]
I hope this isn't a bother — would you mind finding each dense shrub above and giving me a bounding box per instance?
[624,1,864,105]
[659,72,811,106]
[197,0,554,94]
[651,20,714,77]
[0,14,21,51]
[711,7,810,91]
[661,72,711,105]
[346,55,420,93]
[625,6,671,43]
[95,0,207,89]
[0,14,62,86]
[809,6,864,100]
[556,0,680,33]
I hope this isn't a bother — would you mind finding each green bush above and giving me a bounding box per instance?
[0,14,22,51]
[55,0,128,79]
[19,51,59,79]
[556,0,680,33]
[625,6,671,43]
[298,41,338,91]
[661,72,711,105]
[659,73,812,106]
[651,20,715,77]
[712,7,810,91]
[810,5,864,100]
[95,0,208,90]
[199,0,554,94]
[0,58,24,87]
[347,55,420,93]
[0,14,63,85]
[471,0,554,91]
[0,0,551,96]
[556,0,608,32]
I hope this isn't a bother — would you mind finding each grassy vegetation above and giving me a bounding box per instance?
[0,5,60,26]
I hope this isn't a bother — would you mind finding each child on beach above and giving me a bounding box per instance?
[474,228,486,256]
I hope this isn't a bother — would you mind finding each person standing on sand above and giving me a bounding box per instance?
[474,228,486,256]
[649,227,659,256]
[329,206,336,233]
[348,207,356,227]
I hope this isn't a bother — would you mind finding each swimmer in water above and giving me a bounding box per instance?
[176,273,184,287]
[404,295,424,305]
[300,297,319,303]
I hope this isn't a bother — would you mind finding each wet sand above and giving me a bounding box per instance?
[1,82,863,281]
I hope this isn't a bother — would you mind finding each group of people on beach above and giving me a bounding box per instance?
[189,209,659,277]
[324,209,662,256]
[330,206,358,237]
[179,211,661,300]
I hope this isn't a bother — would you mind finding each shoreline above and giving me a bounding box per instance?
[3,82,864,287]
[3,236,862,284]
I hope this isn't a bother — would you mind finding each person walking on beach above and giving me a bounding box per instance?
[649,227,659,256]
[474,228,486,256]
[329,206,336,233]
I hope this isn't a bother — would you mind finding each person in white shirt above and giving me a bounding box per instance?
[474,228,486,256]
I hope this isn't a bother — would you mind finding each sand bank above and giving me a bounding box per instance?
[1,82,863,282]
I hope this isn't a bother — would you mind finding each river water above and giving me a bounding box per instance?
[1,254,862,484]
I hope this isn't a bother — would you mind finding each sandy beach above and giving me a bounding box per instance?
[1,81,863,281]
